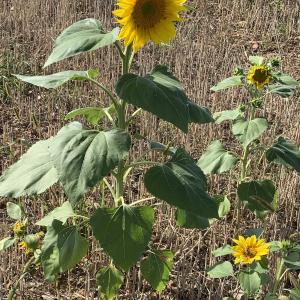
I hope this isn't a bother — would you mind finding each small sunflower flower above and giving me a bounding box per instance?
[232,235,269,265]
[13,221,26,236]
[113,0,187,52]
[19,240,34,255]
[247,65,272,90]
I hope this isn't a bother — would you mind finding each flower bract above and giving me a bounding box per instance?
[232,235,269,264]
[247,65,271,89]
[13,221,26,236]
[113,0,186,52]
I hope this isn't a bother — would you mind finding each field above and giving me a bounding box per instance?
[1,0,300,299]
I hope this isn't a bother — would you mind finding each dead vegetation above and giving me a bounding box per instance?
[0,0,300,299]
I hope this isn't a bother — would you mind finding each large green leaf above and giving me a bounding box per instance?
[249,56,264,65]
[44,19,119,67]
[266,137,300,173]
[116,65,211,133]
[237,180,277,217]
[140,249,174,293]
[0,237,16,251]
[15,70,92,89]
[0,139,58,198]
[6,202,23,220]
[96,265,124,300]
[273,72,298,87]
[268,84,297,98]
[41,221,88,281]
[144,149,218,219]
[57,226,88,271]
[212,245,234,257]
[175,209,210,229]
[213,109,242,124]
[232,118,268,148]
[197,140,238,174]
[238,271,261,295]
[36,201,75,227]
[210,76,244,92]
[90,205,154,271]
[207,261,233,278]
[50,122,131,204]
[187,102,214,124]
[65,105,116,126]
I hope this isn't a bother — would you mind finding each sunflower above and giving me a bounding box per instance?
[19,240,33,255]
[232,235,269,265]
[113,0,187,52]
[247,65,272,89]
[13,221,26,236]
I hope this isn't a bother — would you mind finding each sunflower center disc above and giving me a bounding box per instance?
[253,69,268,83]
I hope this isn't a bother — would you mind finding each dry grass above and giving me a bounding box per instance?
[0,0,300,299]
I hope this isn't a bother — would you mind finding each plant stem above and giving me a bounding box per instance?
[114,45,134,206]
[236,106,256,230]
[8,255,35,300]
[273,256,285,295]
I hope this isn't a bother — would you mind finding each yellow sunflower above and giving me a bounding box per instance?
[247,65,272,89]
[232,235,269,265]
[13,221,26,236]
[113,0,187,52]
[19,241,33,255]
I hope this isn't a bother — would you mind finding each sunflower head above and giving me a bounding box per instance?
[232,235,269,265]
[13,221,26,236]
[247,65,272,90]
[19,240,33,255]
[113,0,187,52]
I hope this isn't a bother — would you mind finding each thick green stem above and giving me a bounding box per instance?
[114,45,134,206]
[273,256,285,295]
[8,256,35,300]
[236,106,256,229]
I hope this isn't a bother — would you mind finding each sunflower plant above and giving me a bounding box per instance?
[0,1,226,298]
[208,232,300,299]
[198,55,299,222]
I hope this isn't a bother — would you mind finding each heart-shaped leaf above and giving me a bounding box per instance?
[210,76,244,92]
[90,205,154,271]
[44,19,119,67]
[0,139,58,198]
[144,149,218,219]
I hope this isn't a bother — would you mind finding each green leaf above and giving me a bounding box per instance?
[213,109,242,124]
[6,202,23,220]
[175,209,210,229]
[41,220,64,281]
[283,252,300,269]
[90,205,154,271]
[238,271,261,295]
[232,118,268,148]
[210,76,244,92]
[0,237,16,251]
[269,241,282,252]
[207,261,233,278]
[290,289,300,300]
[41,221,88,281]
[116,65,209,133]
[44,19,119,67]
[237,180,277,217]
[0,139,58,198]
[264,293,277,300]
[215,195,231,218]
[65,105,116,125]
[15,70,92,89]
[144,149,218,219]
[96,265,124,300]
[273,73,298,87]
[198,140,238,174]
[266,137,300,173]
[24,234,40,250]
[212,245,234,257]
[187,102,214,124]
[268,84,296,98]
[36,201,75,227]
[249,56,264,65]
[50,123,131,204]
[57,226,88,271]
[141,249,174,293]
